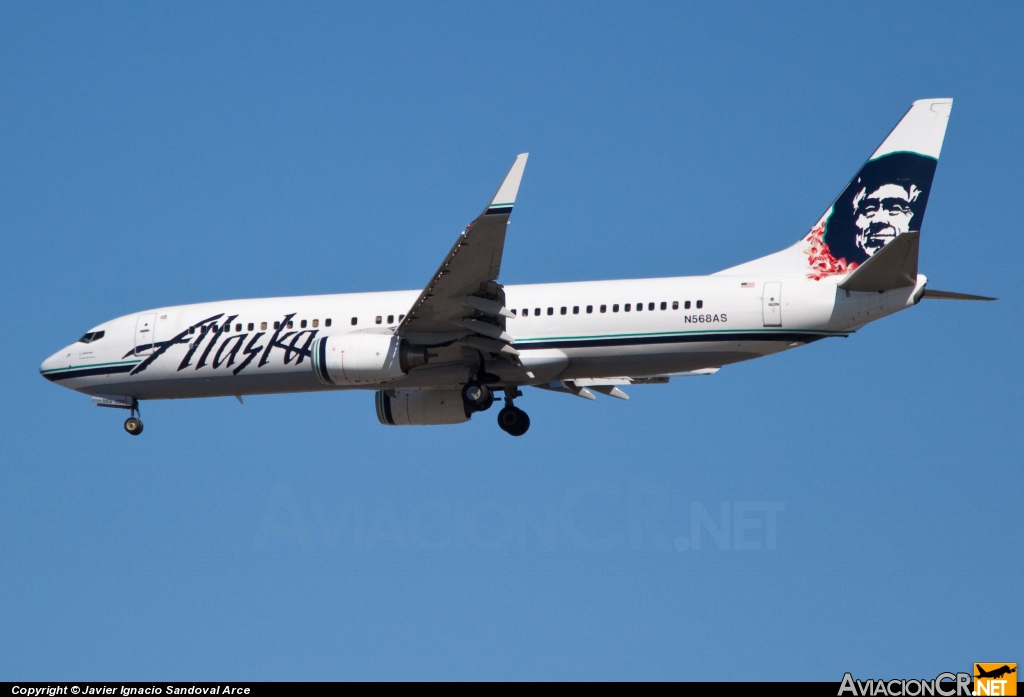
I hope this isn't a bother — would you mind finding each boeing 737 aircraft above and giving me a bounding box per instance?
[40,98,992,436]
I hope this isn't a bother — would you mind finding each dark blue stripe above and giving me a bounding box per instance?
[485,206,513,215]
[42,364,136,382]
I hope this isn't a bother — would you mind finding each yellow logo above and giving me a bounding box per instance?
[975,664,1017,696]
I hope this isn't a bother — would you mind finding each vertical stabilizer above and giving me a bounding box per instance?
[717,99,952,278]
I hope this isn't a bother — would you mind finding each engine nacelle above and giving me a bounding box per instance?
[376,389,470,426]
[312,333,413,386]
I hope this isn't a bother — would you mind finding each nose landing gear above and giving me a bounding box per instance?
[497,388,530,437]
[95,396,144,436]
[124,416,144,435]
[123,400,144,436]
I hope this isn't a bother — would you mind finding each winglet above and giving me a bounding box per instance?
[485,153,529,215]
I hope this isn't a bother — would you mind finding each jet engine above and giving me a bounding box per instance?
[311,334,427,386]
[375,389,470,426]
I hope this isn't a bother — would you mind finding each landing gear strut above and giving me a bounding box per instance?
[497,388,530,437]
[121,400,143,436]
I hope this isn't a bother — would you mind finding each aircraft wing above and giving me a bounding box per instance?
[397,153,528,359]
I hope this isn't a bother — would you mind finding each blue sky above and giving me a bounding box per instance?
[2,1,1021,680]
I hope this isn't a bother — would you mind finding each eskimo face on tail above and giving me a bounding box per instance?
[853,182,920,255]
[806,151,937,278]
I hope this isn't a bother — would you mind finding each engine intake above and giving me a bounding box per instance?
[376,389,470,426]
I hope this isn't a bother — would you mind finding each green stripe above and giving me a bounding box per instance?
[41,359,142,374]
[514,328,846,343]
[488,202,514,207]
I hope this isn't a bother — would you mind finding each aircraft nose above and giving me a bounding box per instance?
[40,348,70,381]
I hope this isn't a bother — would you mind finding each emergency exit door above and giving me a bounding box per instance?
[762,282,782,327]
[135,313,157,355]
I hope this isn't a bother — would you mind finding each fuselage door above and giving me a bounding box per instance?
[762,282,782,327]
[135,313,157,355]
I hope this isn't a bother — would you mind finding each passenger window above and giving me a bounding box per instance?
[573,306,579,314]
[684,301,691,309]
[636,303,642,311]
[398,315,404,322]
[189,326,196,335]
[261,322,268,330]
[649,302,655,311]
[287,321,294,329]
[625,304,631,312]
[351,317,358,325]
[235,324,242,332]
[388,315,394,324]
[521,309,528,316]
[560,307,566,315]
[672,302,678,310]
[248,323,254,331]
[660,302,667,310]
[586,305,593,314]
[696,300,703,309]
[600,305,607,313]
[375,316,382,325]
[300,320,307,329]
[273,322,279,330]
[535,308,541,316]
[311,319,319,328]
[613,304,619,312]
[547,307,553,315]
[326,318,333,326]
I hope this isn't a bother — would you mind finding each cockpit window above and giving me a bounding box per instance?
[78,330,105,344]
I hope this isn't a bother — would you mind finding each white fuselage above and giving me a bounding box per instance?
[39,272,923,401]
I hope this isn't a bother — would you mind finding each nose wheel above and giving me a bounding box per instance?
[497,388,530,436]
[124,416,144,435]
[119,399,143,436]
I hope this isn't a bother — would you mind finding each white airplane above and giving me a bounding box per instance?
[41,98,992,436]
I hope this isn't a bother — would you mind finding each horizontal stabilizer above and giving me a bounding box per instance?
[920,289,996,301]
[838,231,919,292]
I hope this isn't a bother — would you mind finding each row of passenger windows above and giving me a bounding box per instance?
[356,314,405,326]
[511,300,703,317]
[188,313,409,334]
[189,318,334,334]
[189,301,702,334]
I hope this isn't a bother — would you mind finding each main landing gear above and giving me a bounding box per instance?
[461,382,529,436]
[461,381,495,413]
[497,388,530,437]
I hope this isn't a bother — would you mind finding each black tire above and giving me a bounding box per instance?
[497,406,530,436]
[124,417,144,436]
[461,382,494,412]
